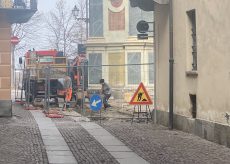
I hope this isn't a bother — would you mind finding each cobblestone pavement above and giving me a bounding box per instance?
[57,107,230,164]
[2,104,230,164]
[0,104,48,164]
[99,118,230,164]
[53,117,119,164]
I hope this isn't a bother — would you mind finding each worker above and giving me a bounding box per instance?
[100,79,112,109]
[63,75,72,110]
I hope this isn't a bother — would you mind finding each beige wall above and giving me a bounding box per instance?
[154,3,169,111]
[87,1,154,90]
[155,0,230,124]
[0,13,11,100]
[103,0,129,43]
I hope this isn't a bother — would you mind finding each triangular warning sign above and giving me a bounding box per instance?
[129,82,153,105]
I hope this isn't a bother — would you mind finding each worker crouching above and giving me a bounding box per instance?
[100,79,112,110]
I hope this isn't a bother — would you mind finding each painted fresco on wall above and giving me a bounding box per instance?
[108,0,125,31]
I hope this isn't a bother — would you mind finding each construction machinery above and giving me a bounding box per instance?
[21,49,67,106]
[20,48,89,108]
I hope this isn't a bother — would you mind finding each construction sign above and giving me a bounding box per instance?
[129,82,153,105]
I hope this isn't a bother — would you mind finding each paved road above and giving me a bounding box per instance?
[0,104,48,164]
[100,119,230,164]
[1,104,230,164]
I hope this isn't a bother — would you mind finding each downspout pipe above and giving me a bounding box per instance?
[169,0,174,130]
[153,4,157,124]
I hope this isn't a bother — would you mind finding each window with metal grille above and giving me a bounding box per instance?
[189,94,197,118]
[187,9,197,70]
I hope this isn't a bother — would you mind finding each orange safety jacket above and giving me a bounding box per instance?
[65,88,72,102]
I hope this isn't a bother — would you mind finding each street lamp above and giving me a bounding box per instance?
[72,4,89,40]
[72,5,89,22]
[72,2,89,116]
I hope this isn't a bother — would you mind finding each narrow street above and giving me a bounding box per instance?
[0,104,230,164]
[1,0,230,164]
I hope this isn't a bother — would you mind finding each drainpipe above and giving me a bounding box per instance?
[153,4,157,124]
[169,0,174,130]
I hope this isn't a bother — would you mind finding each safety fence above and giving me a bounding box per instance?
[14,63,154,114]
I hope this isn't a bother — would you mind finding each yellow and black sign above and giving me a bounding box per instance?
[129,82,153,105]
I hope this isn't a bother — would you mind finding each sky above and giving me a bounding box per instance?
[28,0,77,50]
[37,0,76,13]
[38,0,55,12]
[15,0,79,68]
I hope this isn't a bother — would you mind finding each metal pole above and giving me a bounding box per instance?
[169,0,174,130]
[14,68,17,102]
[153,6,157,124]
[27,69,31,108]
[25,70,28,105]
[45,67,50,112]
[86,0,89,40]
[47,67,51,110]
[21,69,25,103]
[44,67,47,111]
[82,63,85,115]
[100,109,101,124]
[11,45,15,88]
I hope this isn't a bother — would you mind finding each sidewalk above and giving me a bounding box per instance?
[1,104,230,164]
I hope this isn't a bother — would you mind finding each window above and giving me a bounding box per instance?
[89,0,103,37]
[187,9,197,70]
[127,52,141,84]
[148,52,154,84]
[189,94,197,118]
[39,56,53,63]
[88,53,102,84]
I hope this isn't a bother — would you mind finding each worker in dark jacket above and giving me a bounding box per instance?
[100,79,112,109]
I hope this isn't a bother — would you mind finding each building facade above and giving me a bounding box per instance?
[86,0,154,100]
[0,0,37,116]
[131,0,230,147]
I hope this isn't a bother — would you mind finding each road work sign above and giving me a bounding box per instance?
[90,94,102,111]
[129,82,153,105]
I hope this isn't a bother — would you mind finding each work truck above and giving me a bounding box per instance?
[21,48,89,106]
[22,49,67,105]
